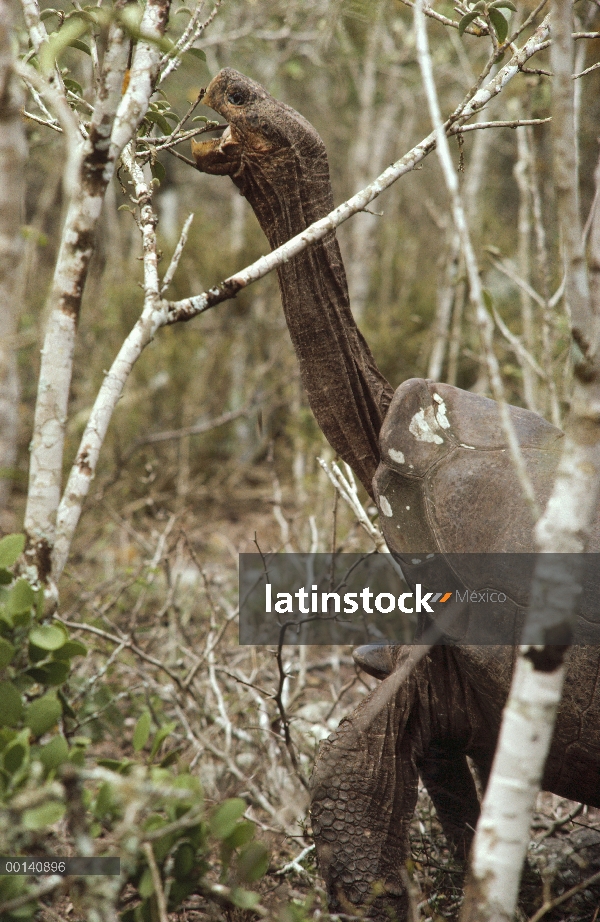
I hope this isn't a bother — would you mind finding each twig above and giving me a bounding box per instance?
[573,59,600,79]
[492,307,547,381]
[56,616,186,692]
[318,458,387,553]
[141,843,169,922]
[198,880,268,918]
[535,801,584,842]
[275,844,315,878]
[22,108,62,131]
[160,213,194,295]
[449,117,551,133]
[274,636,309,791]
[396,0,488,34]
[527,868,600,922]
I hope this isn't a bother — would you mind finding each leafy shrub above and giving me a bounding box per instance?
[0,535,269,921]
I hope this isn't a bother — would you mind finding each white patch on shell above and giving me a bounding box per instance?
[460,443,476,450]
[409,407,444,444]
[433,395,451,429]
[411,558,422,564]
[380,496,393,517]
[406,506,410,510]
[388,448,405,464]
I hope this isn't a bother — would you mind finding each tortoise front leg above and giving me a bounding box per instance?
[311,660,426,921]
[417,746,480,859]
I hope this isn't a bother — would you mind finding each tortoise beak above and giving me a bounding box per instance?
[201,75,224,116]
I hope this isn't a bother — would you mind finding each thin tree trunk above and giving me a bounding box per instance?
[514,119,537,411]
[23,0,169,585]
[346,12,404,321]
[0,0,27,513]
[461,4,600,918]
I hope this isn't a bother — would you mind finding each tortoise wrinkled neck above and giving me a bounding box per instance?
[194,71,395,495]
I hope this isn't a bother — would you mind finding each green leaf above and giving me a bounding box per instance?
[22,801,66,829]
[186,47,206,61]
[144,110,172,134]
[4,737,28,773]
[236,842,269,883]
[226,819,255,849]
[69,39,92,55]
[173,842,195,879]
[0,636,15,667]
[138,866,154,899]
[0,534,25,569]
[0,681,23,727]
[210,798,246,839]
[490,0,516,10]
[53,639,88,661]
[150,159,166,184]
[159,748,181,767]
[8,579,35,615]
[26,660,70,686]
[488,7,509,43]
[118,4,144,36]
[93,781,120,821]
[231,887,261,910]
[150,721,176,760]
[97,757,132,772]
[25,691,62,737]
[133,710,152,752]
[39,19,90,73]
[29,622,68,651]
[458,11,480,36]
[63,77,84,95]
[0,568,13,585]
[482,289,494,311]
[39,734,69,772]
[35,586,44,620]
[58,689,76,720]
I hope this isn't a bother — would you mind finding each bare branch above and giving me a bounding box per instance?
[414,0,539,518]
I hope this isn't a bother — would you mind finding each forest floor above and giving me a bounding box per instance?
[4,455,600,922]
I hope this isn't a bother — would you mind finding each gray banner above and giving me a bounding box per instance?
[238,553,600,645]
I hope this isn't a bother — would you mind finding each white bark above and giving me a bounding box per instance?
[0,0,27,512]
[514,119,538,412]
[461,4,600,919]
[414,0,539,516]
[465,658,565,921]
[345,14,403,321]
[52,145,167,581]
[23,0,170,583]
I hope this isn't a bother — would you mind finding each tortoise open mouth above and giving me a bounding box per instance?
[203,122,228,134]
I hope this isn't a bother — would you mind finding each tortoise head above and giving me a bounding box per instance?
[191,68,327,197]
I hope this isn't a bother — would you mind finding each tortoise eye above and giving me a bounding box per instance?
[227,90,245,106]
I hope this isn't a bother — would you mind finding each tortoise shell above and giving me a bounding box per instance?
[367,378,600,648]
[373,378,570,556]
